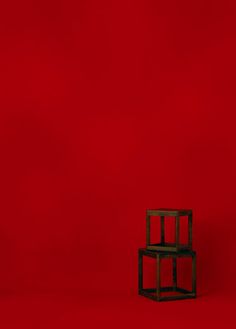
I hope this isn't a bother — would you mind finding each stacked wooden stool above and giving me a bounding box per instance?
[138,209,196,301]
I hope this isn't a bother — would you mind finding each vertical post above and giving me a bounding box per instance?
[173,257,177,291]
[156,254,161,300]
[146,212,150,247]
[138,250,143,293]
[192,253,197,295]
[160,216,165,244]
[175,216,180,250]
[188,212,193,249]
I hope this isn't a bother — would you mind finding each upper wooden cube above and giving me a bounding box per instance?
[146,208,193,252]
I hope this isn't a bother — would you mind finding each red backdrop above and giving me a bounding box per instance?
[0,0,235,327]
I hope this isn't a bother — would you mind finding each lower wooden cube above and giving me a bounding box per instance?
[138,248,196,301]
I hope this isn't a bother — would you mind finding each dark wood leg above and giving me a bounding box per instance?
[192,253,197,295]
[175,216,180,250]
[156,255,161,300]
[160,216,165,244]
[138,250,143,292]
[173,257,177,290]
[188,213,193,249]
[146,214,150,247]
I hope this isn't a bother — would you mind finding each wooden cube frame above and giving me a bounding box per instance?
[146,209,192,252]
[138,248,196,302]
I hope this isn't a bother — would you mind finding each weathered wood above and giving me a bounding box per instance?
[173,258,177,290]
[156,255,161,300]
[147,209,192,217]
[160,216,165,244]
[139,248,157,258]
[158,293,196,302]
[188,213,193,249]
[146,209,193,252]
[139,290,158,301]
[160,286,174,292]
[147,245,177,252]
[192,253,197,294]
[175,216,180,248]
[138,248,197,302]
[146,243,190,253]
[176,287,190,294]
[138,250,143,291]
[146,213,150,247]
[139,248,196,258]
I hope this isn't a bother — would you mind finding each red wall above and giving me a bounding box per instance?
[0,0,235,296]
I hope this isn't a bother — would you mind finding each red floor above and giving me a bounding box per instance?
[0,290,234,329]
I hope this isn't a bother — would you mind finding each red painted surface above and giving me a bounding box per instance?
[0,0,235,327]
